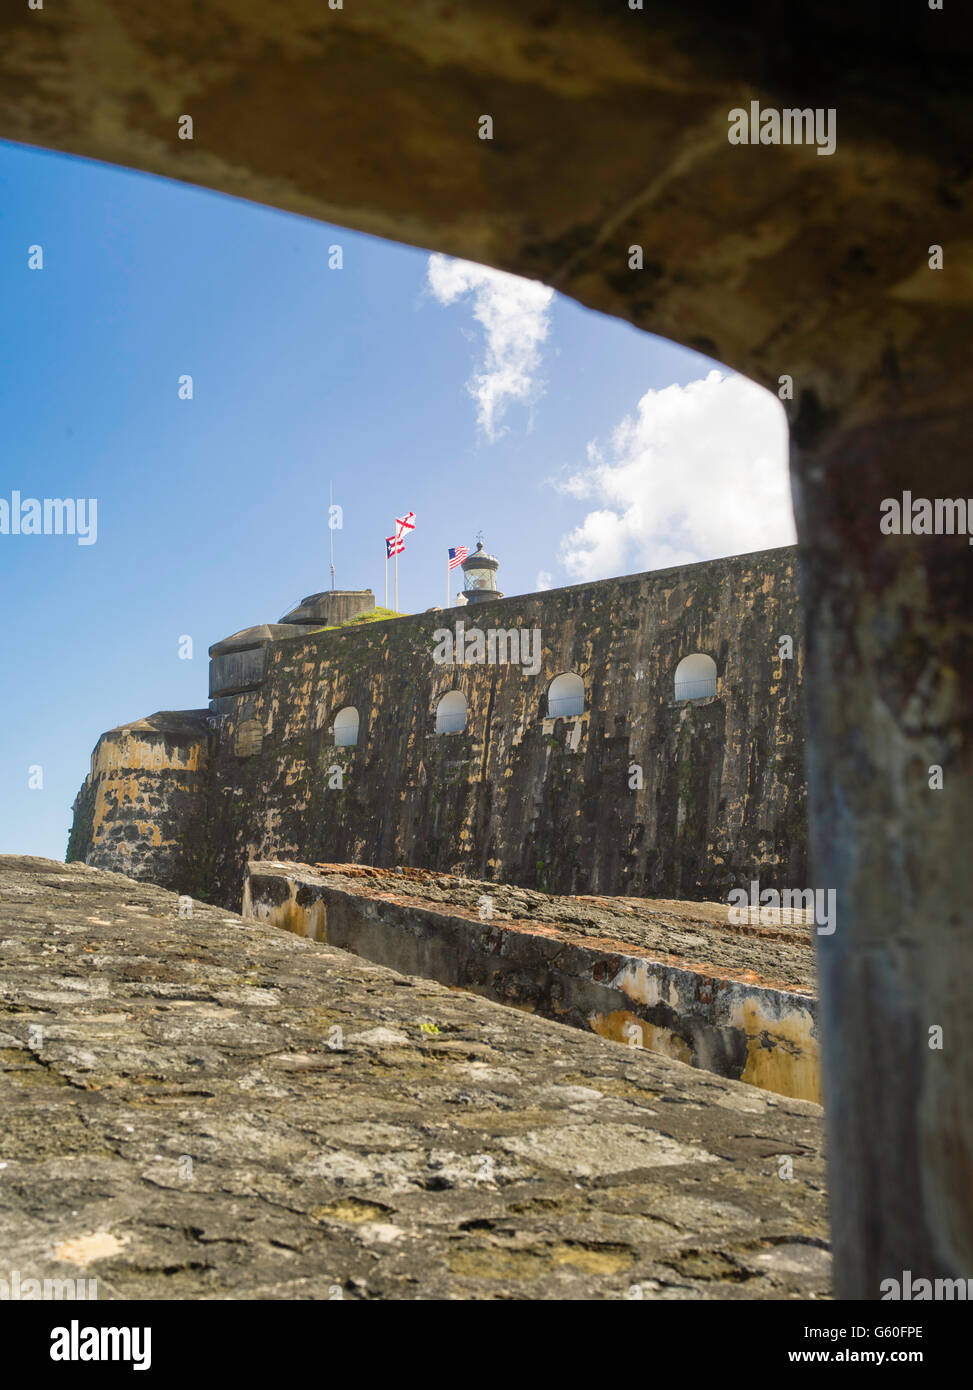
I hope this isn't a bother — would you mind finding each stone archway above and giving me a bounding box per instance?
[674,653,718,701]
[4,0,971,1297]
[435,689,467,735]
[333,706,360,749]
[547,671,585,718]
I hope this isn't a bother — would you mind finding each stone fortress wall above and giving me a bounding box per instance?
[69,546,806,911]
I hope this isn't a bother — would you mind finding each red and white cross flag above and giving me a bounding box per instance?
[389,513,414,612]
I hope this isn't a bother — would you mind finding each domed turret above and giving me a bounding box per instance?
[460,540,502,605]
[279,590,375,627]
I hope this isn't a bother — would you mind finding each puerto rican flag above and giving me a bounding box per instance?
[448,545,468,570]
[395,511,416,540]
[386,534,405,558]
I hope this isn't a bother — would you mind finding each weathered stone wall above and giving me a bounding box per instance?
[70,549,805,907]
[203,547,804,906]
[67,712,212,897]
[244,861,820,1102]
[209,643,273,701]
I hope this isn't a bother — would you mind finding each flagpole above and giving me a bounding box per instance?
[329,479,335,591]
[385,542,388,609]
[446,551,449,609]
[395,545,399,612]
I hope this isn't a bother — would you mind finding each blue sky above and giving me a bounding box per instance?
[0,139,793,860]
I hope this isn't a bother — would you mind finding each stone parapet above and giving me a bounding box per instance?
[244,861,820,1102]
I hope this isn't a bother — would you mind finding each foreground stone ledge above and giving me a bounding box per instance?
[0,856,828,1299]
[245,862,819,1102]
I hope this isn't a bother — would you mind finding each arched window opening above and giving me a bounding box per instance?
[674,653,718,701]
[547,671,584,718]
[333,705,360,747]
[435,689,467,735]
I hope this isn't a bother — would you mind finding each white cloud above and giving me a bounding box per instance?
[555,369,794,581]
[536,570,553,591]
[426,254,554,441]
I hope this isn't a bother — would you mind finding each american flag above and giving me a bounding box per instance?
[395,511,416,539]
[448,545,468,570]
[386,534,405,558]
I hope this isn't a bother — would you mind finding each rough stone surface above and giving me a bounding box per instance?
[245,861,820,1103]
[0,857,829,1299]
[269,863,818,988]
